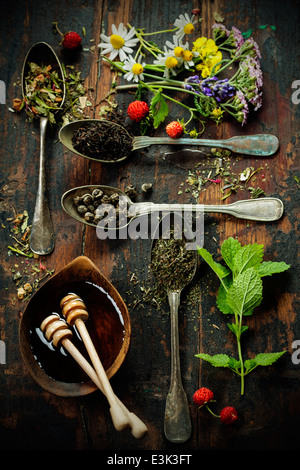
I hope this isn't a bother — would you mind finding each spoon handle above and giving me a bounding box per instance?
[130,197,283,222]
[133,134,279,156]
[164,291,191,443]
[30,117,54,255]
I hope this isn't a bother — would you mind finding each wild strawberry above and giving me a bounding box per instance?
[166,121,184,138]
[62,31,82,50]
[193,387,214,407]
[127,101,149,122]
[220,406,238,424]
[53,23,82,50]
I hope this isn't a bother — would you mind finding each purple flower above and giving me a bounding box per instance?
[231,26,244,52]
[200,77,236,102]
[212,23,230,39]
[236,37,261,59]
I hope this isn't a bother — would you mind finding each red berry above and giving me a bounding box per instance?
[193,387,214,407]
[220,406,238,424]
[127,101,149,122]
[62,31,82,50]
[166,121,184,139]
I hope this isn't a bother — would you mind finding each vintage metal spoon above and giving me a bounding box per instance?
[61,185,284,230]
[151,213,197,442]
[22,42,65,255]
[58,119,279,163]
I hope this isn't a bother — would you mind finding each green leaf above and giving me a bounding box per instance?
[150,90,169,128]
[253,351,286,366]
[232,243,264,276]
[195,353,239,370]
[227,323,249,336]
[198,247,230,282]
[256,261,290,277]
[217,283,233,314]
[242,29,254,38]
[221,237,241,271]
[226,267,263,317]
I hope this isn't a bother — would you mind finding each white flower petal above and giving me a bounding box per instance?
[111,24,118,35]
[124,71,134,81]
[124,27,136,40]
[117,23,127,35]
[122,46,134,54]
[119,49,128,62]
[99,34,110,42]
[109,49,119,60]
[99,45,114,54]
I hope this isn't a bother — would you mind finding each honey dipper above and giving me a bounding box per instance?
[40,315,147,438]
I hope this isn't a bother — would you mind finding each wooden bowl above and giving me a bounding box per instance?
[19,256,131,397]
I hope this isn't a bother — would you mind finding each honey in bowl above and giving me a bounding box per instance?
[30,280,125,384]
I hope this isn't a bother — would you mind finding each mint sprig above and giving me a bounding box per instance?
[196,237,290,395]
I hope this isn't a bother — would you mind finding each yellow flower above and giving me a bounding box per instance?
[193,37,222,77]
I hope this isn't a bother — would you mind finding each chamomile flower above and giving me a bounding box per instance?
[164,35,198,70]
[123,55,146,82]
[165,34,189,58]
[174,13,197,41]
[153,51,179,78]
[98,23,139,62]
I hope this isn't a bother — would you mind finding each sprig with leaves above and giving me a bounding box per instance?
[196,237,290,395]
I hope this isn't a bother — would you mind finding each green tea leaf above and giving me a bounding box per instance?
[227,267,263,317]
[150,90,169,128]
[256,261,290,277]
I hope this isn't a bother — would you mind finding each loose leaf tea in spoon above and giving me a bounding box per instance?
[71,120,133,161]
[151,232,196,292]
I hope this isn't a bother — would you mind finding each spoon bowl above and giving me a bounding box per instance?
[22,42,66,255]
[59,119,279,163]
[59,119,132,163]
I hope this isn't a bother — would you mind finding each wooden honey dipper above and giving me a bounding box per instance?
[40,314,148,438]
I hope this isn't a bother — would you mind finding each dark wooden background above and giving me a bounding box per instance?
[0,0,299,452]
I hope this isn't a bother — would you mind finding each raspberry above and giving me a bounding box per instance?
[220,406,238,424]
[193,387,214,407]
[127,101,149,122]
[62,31,82,50]
[166,121,184,138]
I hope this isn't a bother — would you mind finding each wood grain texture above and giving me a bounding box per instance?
[0,0,299,451]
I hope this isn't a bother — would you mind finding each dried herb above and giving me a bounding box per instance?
[20,62,64,123]
[5,210,55,302]
[71,120,133,161]
[151,232,196,292]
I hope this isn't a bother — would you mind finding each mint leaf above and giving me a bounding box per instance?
[244,351,286,374]
[221,236,241,271]
[253,351,286,366]
[217,283,233,314]
[150,90,169,128]
[227,323,249,336]
[256,261,290,277]
[195,353,239,370]
[232,243,264,275]
[227,267,263,317]
[198,247,230,282]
